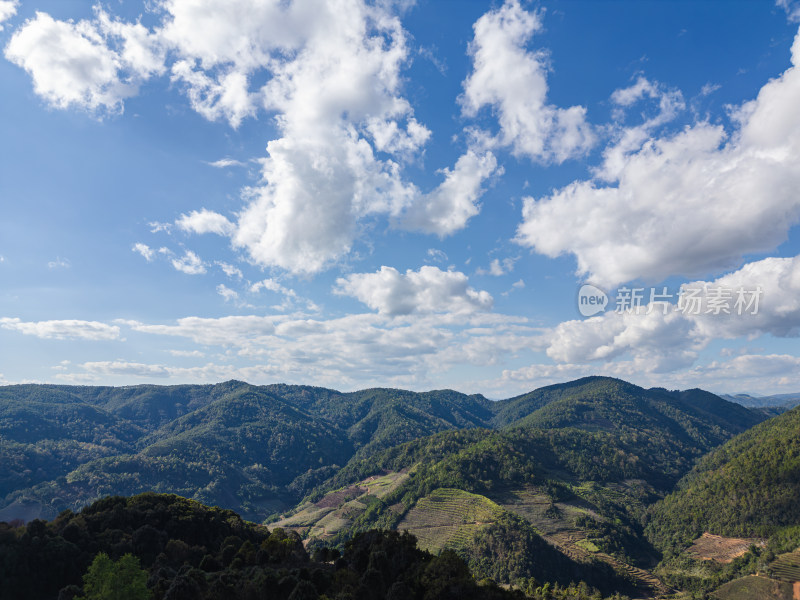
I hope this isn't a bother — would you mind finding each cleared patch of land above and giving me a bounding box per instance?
[270,472,409,539]
[711,574,793,600]
[489,485,668,596]
[688,532,765,564]
[397,488,505,553]
[769,549,800,583]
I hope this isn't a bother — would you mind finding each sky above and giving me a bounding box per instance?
[1,0,800,398]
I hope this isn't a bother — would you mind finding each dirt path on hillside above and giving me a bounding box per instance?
[792,580,799,600]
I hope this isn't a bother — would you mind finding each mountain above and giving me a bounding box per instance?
[647,404,800,546]
[720,391,800,410]
[272,377,766,595]
[639,405,800,595]
[263,385,494,458]
[0,376,773,595]
[0,381,495,523]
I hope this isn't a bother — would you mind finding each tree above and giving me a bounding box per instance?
[78,553,150,600]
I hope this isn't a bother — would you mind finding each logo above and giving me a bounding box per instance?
[578,284,608,317]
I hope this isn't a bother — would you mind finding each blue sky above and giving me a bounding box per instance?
[1,0,800,397]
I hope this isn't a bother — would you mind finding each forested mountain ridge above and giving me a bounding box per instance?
[0,377,767,524]
[647,403,800,546]
[1,376,791,598]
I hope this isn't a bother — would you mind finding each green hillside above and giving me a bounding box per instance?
[647,405,800,547]
[0,375,780,596]
[0,381,496,523]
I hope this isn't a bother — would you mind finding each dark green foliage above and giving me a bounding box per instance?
[0,381,497,523]
[0,493,524,600]
[465,513,628,593]
[647,405,800,549]
[505,378,763,489]
[77,552,150,600]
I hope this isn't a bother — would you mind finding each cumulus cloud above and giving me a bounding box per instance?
[123,315,278,346]
[216,283,239,302]
[0,0,17,30]
[6,1,507,273]
[132,242,155,261]
[543,254,800,371]
[4,8,164,113]
[167,1,499,271]
[334,266,493,316]
[461,0,594,162]
[176,208,235,236]
[170,249,206,275]
[399,150,499,236]
[216,261,242,278]
[777,0,800,22]
[116,310,536,389]
[250,278,296,298]
[426,248,448,263]
[0,317,120,340]
[517,28,800,287]
[477,257,516,276]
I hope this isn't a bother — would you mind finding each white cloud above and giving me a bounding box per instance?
[149,221,172,234]
[516,28,800,287]
[176,208,235,236]
[250,278,296,298]
[162,0,496,271]
[207,157,245,168]
[116,310,538,389]
[461,0,594,163]
[8,1,503,273]
[426,248,448,263]
[170,60,256,127]
[216,283,239,302]
[477,257,516,276]
[4,8,164,113]
[171,250,206,275]
[216,261,242,278]
[502,278,525,296]
[123,315,278,346]
[366,116,431,156]
[168,349,205,357]
[132,242,155,262]
[0,317,120,340]
[81,361,170,377]
[0,0,18,31]
[399,150,499,236]
[47,257,71,269]
[335,265,493,316]
[547,309,701,373]
[777,0,800,22]
[249,278,315,312]
[542,254,800,372]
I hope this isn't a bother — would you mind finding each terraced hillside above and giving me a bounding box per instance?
[770,549,800,582]
[490,485,668,595]
[271,471,409,540]
[397,488,505,553]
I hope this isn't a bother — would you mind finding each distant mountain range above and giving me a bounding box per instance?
[2,376,799,598]
[720,391,800,410]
